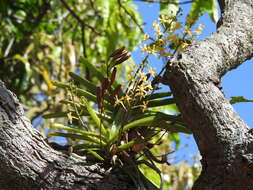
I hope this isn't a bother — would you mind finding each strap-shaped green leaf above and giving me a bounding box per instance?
[53,81,96,102]
[53,81,69,88]
[69,72,97,93]
[51,124,107,142]
[83,99,107,135]
[158,121,192,134]
[53,81,114,110]
[139,169,160,190]
[145,92,172,101]
[73,144,101,150]
[50,132,106,145]
[118,140,136,151]
[123,116,156,132]
[147,98,175,108]
[81,57,104,81]
[43,112,69,118]
[87,149,104,161]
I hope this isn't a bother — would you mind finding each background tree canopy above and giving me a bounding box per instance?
[4,0,246,189]
[0,0,142,121]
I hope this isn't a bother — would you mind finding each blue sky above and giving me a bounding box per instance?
[132,1,253,163]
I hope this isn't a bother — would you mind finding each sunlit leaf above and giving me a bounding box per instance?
[160,0,179,18]
[52,81,97,102]
[83,98,107,135]
[51,124,107,141]
[230,96,253,104]
[118,140,137,151]
[168,133,180,149]
[87,149,104,161]
[50,132,105,145]
[69,72,97,93]
[187,0,219,27]
[139,165,160,190]
[43,112,69,119]
[123,116,156,132]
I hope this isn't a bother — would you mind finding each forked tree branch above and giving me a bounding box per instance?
[165,0,253,189]
[0,81,133,189]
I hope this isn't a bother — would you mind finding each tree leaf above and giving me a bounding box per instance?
[160,0,179,18]
[159,121,192,134]
[187,0,219,27]
[43,112,69,118]
[168,133,180,149]
[69,72,97,93]
[123,116,156,132]
[52,81,97,102]
[83,99,107,135]
[80,57,104,81]
[49,132,105,145]
[87,149,104,161]
[147,98,175,108]
[51,124,106,141]
[118,140,137,151]
[145,92,172,101]
[230,96,253,104]
[73,144,101,150]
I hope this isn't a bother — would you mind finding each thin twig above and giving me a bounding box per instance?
[117,0,145,34]
[81,25,87,58]
[125,55,149,94]
[59,0,101,35]
[88,0,101,18]
[70,84,88,130]
[31,103,51,125]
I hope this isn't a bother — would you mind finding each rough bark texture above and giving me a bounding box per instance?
[0,81,134,190]
[1,1,253,190]
[165,0,253,189]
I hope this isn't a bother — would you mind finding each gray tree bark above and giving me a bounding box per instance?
[1,0,253,189]
[0,81,134,190]
[164,0,253,189]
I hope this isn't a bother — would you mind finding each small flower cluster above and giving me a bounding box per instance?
[109,45,158,113]
[141,15,204,58]
[114,70,154,112]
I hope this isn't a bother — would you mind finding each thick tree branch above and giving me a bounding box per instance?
[0,81,134,189]
[165,0,253,189]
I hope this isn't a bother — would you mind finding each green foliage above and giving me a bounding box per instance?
[230,96,253,104]
[46,44,193,188]
[43,2,207,188]
[0,0,219,189]
[0,0,142,124]
[186,0,219,27]
[160,0,179,18]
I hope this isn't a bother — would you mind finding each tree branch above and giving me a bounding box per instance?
[0,81,134,189]
[165,0,253,189]
[118,0,145,34]
[59,0,101,36]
